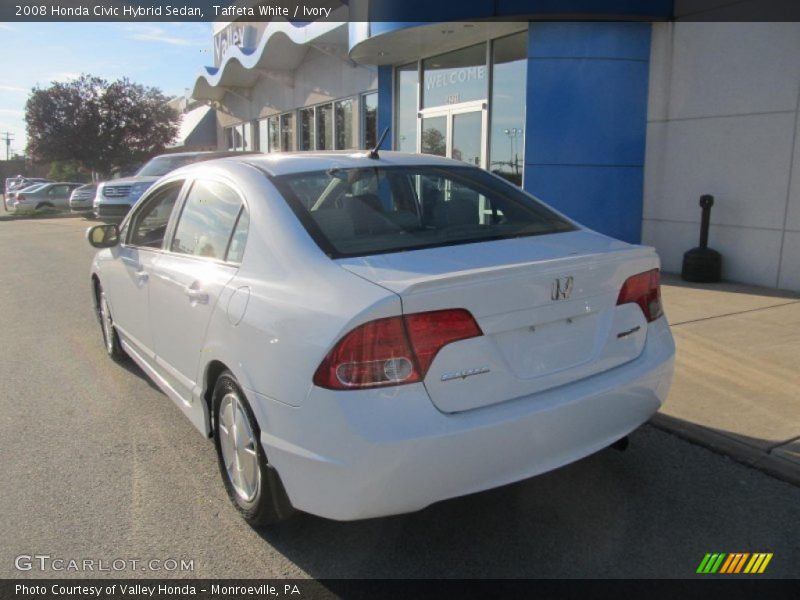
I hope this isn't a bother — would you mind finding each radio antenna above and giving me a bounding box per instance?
[368,127,390,159]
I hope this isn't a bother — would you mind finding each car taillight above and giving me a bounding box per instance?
[617,268,663,322]
[16,194,24,201]
[313,309,482,390]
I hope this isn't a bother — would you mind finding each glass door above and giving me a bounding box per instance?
[420,115,447,157]
[418,100,487,168]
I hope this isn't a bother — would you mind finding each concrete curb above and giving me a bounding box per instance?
[651,414,800,487]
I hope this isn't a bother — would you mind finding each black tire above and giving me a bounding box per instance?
[96,283,126,361]
[35,202,54,210]
[212,371,294,527]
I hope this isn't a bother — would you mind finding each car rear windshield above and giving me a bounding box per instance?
[136,155,204,177]
[271,166,576,258]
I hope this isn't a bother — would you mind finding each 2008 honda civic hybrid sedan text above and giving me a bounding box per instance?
[86,151,675,526]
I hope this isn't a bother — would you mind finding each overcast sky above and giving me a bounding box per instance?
[0,22,213,156]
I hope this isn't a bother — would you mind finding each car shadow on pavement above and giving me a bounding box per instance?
[118,355,163,394]
[252,424,800,579]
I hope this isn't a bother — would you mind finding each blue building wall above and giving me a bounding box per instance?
[522,22,652,244]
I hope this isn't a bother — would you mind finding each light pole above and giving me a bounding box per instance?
[503,128,522,177]
[1,132,14,161]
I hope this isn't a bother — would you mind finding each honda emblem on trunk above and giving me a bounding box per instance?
[551,276,574,301]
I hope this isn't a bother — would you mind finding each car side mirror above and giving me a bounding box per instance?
[87,224,120,248]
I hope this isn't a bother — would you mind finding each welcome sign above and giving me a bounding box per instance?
[425,66,486,91]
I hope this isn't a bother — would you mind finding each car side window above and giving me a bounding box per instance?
[170,180,243,261]
[225,209,249,264]
[127,181,183,249]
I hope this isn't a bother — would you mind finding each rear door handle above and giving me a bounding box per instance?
[134,270,149,283]
[185,287,209,304]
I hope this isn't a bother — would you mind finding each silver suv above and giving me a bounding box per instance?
[93,151,253,219]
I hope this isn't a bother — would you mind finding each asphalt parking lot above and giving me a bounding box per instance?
[1,216,799,579]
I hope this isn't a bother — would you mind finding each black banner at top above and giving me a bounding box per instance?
[2,0,800,23]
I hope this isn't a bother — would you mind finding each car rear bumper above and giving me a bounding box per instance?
[249,317,675,521]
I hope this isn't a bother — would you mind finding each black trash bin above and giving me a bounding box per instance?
[681,194,722,283]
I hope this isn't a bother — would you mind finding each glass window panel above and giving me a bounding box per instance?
[171,180,243,261]
[226,209,249,263]
[422,43,487,108]
[129,181,183,249]
[395,63,418,152]
[268,116,280,152]
[280,113,295,151]
[489,32,527,186]
[452,111,482,166]
[420,115,446,157]
[258,119,269,152]
[242,122,252,150]
[315,103,333,150]
[231,125,243,151]
[362,91,378,149]
[299,108,315,151]
[335,98,355,150]
[225,127,236,151]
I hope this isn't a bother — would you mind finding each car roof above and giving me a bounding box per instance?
[197,151,472,177]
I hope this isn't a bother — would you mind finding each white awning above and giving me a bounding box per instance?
[191,19,346,102]
[172,105,212,146]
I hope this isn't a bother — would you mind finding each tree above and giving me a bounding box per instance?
[421,127,446,157]
[25,74,179,178]
[47,160,88,183]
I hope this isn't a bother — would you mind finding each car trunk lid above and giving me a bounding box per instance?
[338,230,659,413]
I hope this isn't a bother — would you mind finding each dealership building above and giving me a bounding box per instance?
[191,2,800,292]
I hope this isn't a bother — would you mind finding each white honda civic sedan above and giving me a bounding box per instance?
[87,151,675,526]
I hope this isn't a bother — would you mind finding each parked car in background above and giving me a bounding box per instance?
[5,176,50,195]
[5,182,49,206]
[9,182,83,212]
[4,177,51,210]
[86,151,675,526]
[93,151,255,219]
[69,184,98,215]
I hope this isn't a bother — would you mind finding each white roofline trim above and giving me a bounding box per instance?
[191,18,346,101]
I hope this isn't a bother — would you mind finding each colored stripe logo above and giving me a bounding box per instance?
[696,553,773,574]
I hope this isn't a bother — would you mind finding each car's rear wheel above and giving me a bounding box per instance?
[212,371,294,527]
[97,285,125,361]
[35,202,54,210]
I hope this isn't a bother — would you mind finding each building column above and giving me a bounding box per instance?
[523,22,651,243]
[377,65,393,150]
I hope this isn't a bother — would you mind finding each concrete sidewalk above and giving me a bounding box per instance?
[653,274,800,485]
